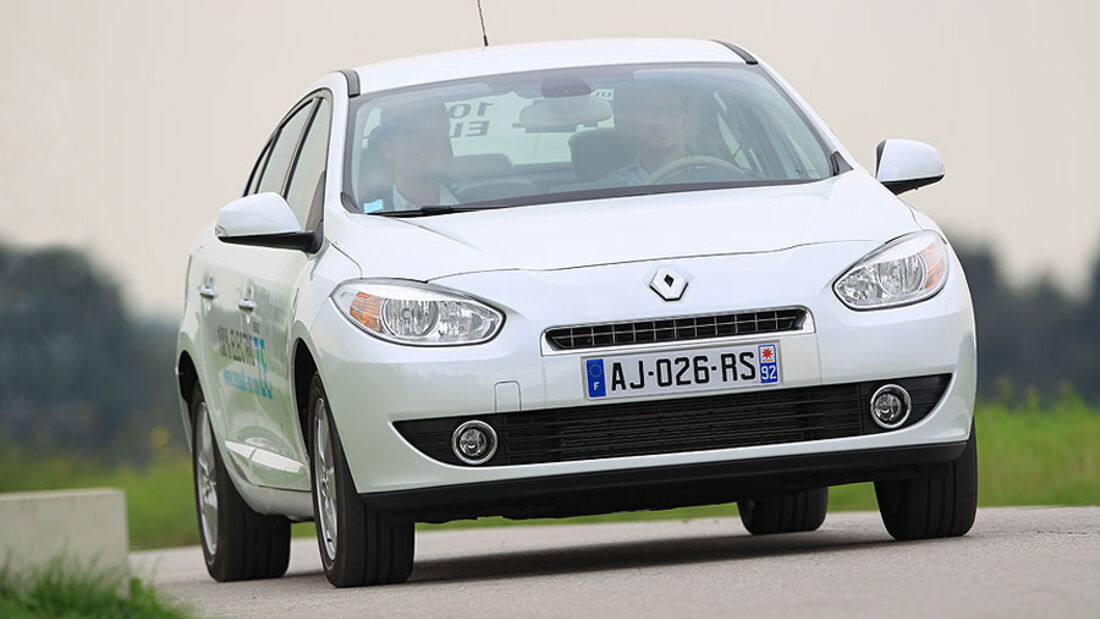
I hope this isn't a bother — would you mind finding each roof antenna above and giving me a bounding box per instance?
[476,0,490,47]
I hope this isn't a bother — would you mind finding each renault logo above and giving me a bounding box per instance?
[650,268,688,301]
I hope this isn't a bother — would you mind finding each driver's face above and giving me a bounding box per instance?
[381,109,453,181]
[615,90,687,152]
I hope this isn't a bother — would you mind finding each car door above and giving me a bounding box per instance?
[187,234,245,460]
[238,95,333,491]
[209,97,320,489]
[191,134,276,465]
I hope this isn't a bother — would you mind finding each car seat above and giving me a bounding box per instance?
[568,129,636,182]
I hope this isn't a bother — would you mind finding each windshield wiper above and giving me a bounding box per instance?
[373,205,482,218]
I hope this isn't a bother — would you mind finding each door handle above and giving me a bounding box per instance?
[238,298,257,312]
[198,285,217,300]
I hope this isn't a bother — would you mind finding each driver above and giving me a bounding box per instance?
[363,103,458,211]
[603,82,691,186]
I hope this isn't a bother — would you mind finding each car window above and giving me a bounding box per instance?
[345,63,833,213]
[286,98,331,230]
[712,93,764,174]
[245,139,273,196]
[257,100,316,196]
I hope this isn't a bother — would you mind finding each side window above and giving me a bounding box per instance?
[285,98,331,230]
[256,100,316,196]
[245,140,273,195]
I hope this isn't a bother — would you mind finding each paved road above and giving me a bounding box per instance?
[133,507,1100,618]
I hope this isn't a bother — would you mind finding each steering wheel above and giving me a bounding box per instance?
[646,156,746,184]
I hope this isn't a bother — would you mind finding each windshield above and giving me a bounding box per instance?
[344,63,833,214]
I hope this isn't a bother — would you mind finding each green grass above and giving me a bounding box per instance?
[972,398,1100,506]
[0,568,190,618]
[2,401,1097,547]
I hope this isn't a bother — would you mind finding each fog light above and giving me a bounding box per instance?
[451,420,497,465]
[870,384,912,429]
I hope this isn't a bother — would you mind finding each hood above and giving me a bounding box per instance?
[333,170,919,281]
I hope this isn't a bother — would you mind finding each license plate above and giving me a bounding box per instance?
[583,342,780,400]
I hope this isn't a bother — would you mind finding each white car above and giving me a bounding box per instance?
[176,38,977,587]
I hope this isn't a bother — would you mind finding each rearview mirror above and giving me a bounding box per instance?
[875,139,944,195]
[215,192,318,252]
[518,97,611,132]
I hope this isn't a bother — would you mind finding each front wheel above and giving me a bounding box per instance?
[191,384,290,582]
[308,373,414,587]
[874,423,978,540]
[738,487,828,535]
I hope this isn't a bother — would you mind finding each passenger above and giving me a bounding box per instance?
[603,82,691,185]
[364,103,458,211]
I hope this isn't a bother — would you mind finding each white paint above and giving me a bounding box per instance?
[876,139,945,187]
[215,192,303,238]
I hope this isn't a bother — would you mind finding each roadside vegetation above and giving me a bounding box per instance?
[0,399,1095,548]
[0,568,190,618]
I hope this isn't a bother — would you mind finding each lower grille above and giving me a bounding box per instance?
[395,374,951,467]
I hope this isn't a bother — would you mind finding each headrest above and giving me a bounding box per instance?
[568,129,636,181]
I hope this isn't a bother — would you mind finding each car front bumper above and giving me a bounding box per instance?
[363,441,968,522]
[309,240,976,501]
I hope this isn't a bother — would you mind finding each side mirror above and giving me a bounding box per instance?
[875,139,944,194]
[215,192,318,252]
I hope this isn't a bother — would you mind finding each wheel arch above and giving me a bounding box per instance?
[292,337,320,452]
[176,350,200,451]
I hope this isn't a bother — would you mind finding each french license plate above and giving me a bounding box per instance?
[584,342,780,400]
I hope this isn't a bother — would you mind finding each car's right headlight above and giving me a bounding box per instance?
[332,279,504,346]
[833,231,949,310]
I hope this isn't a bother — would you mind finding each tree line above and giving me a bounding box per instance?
[0,239,1096,459]
[0,245,177,461]
[956,242,1100,403]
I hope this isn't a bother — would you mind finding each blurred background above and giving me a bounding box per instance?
[1,0,1097,548]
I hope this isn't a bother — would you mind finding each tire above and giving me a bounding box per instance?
[308,373,415,587]
[874,423,978,540]
[738,487,828,535]
[190,384,291,582]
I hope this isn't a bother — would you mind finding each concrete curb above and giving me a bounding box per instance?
[0,488,129,577]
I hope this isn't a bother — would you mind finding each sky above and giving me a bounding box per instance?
[1,0,1097,317]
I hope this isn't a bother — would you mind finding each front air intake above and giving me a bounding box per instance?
[544,308,809,352]
[396,374,951,467]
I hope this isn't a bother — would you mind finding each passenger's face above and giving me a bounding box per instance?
[616,90,687,152]
[383,113,453,181]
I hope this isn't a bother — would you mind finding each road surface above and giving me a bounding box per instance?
[132,506,1100,618]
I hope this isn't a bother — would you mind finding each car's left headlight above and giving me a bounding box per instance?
[833,231,949,310]
[332,279,504,346]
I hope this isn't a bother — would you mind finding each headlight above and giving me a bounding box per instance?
[332,280,504,345]
[833,231,948,310]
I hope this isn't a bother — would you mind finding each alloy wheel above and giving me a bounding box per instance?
[195,402,218,556]
[314,398,338,562]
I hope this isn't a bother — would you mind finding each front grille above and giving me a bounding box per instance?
[395,374,951,467]
[544,308,808,351]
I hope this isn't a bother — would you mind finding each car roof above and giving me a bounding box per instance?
[348,38,752,96]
